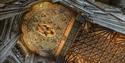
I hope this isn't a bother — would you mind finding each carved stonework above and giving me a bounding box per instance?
[19,1,76,57]
[1,0,125,63]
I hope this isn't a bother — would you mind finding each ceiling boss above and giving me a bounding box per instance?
[19,1,76,57]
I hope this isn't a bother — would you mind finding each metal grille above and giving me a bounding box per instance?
[64,21,125,63]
